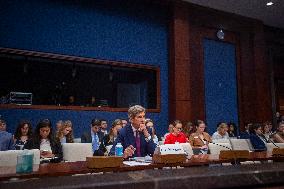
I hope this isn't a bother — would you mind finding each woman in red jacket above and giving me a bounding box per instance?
[164,120,187,144]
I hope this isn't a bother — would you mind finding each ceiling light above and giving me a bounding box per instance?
[266,2,274,6]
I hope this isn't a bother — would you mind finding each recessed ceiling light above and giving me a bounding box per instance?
[266,2,274,6]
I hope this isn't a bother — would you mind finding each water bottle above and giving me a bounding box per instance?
[115,143,123,157]
[16,150,34,173]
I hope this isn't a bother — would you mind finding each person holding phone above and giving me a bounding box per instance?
[110,105,156,158]
[24,119,62,161]
[189,120,212,154]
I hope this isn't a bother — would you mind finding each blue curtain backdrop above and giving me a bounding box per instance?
[0,0,169,137]
[203,39,239,135]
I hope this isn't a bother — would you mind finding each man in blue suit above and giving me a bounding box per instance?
[0,119,15,151]
[110,105,156,158]
[81,119,104,155]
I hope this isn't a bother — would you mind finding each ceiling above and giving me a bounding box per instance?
[183,0,284,29]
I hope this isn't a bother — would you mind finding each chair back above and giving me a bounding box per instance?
[62,143,93,162]
[0,149,40,166]
[266,143,284,153]
[180,143,193,156]
[212,139,230,143]
[208,143,231,155]
[230,139,253,151]
[73,138,81,143]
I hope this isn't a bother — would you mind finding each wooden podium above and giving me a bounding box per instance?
[272,148,284,156]
[86,156,123,168]
[153,154,187,164]
[219,150,249,160]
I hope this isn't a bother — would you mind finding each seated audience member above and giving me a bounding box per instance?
[189,120,211,154]
[99,119,123,155]
[145,118,160,145]
[100,119,108,136]
[24,119,63,161]
[183,121,195,138]
[164,120,187,144]
[164,123,174,139]
[121,119,128,128]
[262,121,273,141]
[240,123,252,139]
[0,119,15,151]
[276,112,281,124]
[14,120,33,149]
[271,121,284,143]
[81,119,104,155]
[110,105,156,158]
[249,123,267,151]
[227,122,237,137]
[55,120,63,135]
[281,115,284,123]
[56,120,74,144]
[0,119,7,131]
[212,122,229,140]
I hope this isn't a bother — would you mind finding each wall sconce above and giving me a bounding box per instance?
[217,29,225,40]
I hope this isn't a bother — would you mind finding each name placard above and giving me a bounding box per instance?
[159,144,185,155]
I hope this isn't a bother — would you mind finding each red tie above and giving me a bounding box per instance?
[136,130,141,157]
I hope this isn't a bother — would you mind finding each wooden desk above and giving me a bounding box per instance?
[0,152,283,182]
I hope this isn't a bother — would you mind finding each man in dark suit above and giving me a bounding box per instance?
[81,119,104,155]
[110,105,156,158]
[240,123,252,139]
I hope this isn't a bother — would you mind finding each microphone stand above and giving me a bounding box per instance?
[268,132,280,148]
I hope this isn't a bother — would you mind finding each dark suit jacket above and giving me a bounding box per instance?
[240,131,250,139]
[110,124,156,157]
[81,131,104,143]
[249,134,267,151]
[24,137,63,161]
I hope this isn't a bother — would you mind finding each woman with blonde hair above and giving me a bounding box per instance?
[212,122,229,140]
[56,120,74,143]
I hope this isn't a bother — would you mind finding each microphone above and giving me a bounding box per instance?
[259,133,269,143]
[260,133,279,148]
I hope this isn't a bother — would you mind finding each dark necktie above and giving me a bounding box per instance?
[135,130,141,157]
[92,134,99,152]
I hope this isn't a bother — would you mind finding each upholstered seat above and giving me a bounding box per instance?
[180,143,193,156]
[62,143,93,162]
[266,143,284,153]
[212,139,230,143]
[230,139,253,151]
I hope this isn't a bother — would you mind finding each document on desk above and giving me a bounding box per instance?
[123,161,151,166]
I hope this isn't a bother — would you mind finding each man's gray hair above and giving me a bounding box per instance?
[128,105,145,119]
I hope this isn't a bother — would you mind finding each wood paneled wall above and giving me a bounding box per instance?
[169,1,272,130]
